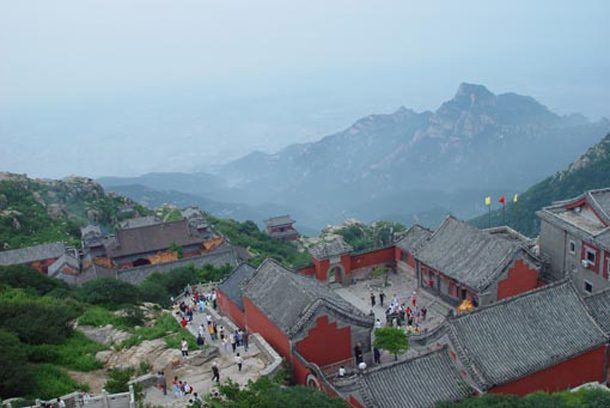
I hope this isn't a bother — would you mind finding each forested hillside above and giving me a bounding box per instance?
[470,133,610,237]
[0,174,150,249]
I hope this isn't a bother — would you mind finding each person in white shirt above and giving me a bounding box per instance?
[338,366,346,377]
[235,353,243,371]
[180,338,189,357]
[358,361,367,371]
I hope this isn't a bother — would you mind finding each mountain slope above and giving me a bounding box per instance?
[221,83,609,200]
[0,173,149,248]
[470,133,610,237]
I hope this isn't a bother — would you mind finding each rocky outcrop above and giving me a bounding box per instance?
[79,324,131,346]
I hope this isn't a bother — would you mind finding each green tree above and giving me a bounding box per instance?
[78,278,140,307]
[168,241,184,258]
[371,265,389,287]
[374,327,409,360]
[0,265,68,295]
[206,377,347,407]
[0,329,34,398]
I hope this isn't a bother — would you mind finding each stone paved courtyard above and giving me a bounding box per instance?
[334,268,453,363]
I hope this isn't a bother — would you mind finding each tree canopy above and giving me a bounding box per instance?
[374,327,409,360]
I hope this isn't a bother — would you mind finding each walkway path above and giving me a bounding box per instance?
[141,290,266,407]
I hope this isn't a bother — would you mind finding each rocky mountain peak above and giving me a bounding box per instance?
[452,83,495,108]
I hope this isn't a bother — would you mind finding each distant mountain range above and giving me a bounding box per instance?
[99,83,610,231]
[470,132,610,237]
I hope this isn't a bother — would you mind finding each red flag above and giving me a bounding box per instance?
[499,195,506,205]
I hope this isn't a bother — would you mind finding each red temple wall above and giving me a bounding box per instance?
[496,259,540,300]
[243,297,291,360]
[349,247,395,271]
[295,315,352,367]
[217,291,246,329]
[490,346,607,396]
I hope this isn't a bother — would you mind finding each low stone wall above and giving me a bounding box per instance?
[3,388,135,408]
[251,333,283,376]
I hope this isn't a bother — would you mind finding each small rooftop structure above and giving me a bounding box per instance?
[118,215,160,230]
[0,242,66,266]
[308,237,353,260]
[264,215,299,241]
[537,188,610,237]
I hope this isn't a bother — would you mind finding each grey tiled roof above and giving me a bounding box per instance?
[355,347,474,408]
[218,263,256,311]
[414,216,534,291]
[308,238,353,260]
[589,188,610,221]
[107,219,205,258]
[118,216,160,230]
[48,253,80,277]
[448,280,607,389]
[0,242,66,266]
[396,224,432,253]
[244,259,373,337]
[585,288,610,335]
[264,215,294,227]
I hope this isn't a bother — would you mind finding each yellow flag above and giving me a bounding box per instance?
[513,193,518,203]
[485,196,491,206]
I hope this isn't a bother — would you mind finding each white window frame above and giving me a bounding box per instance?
[584,280,593,294]
[585,248,596,265]
[569,240,576,255]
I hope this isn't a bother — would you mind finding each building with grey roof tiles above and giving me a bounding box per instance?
[413,216,541,306]
[0,242,66,266]
[537,187,610,295]
[395,224,432,273]
[445,280,608,393]
[334,346,474,408]
[243,259,372,337]
[264,215,299,241]
[584,287,610,335]
[218,263,256,311]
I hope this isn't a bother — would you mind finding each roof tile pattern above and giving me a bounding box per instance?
[0,242,66,265]
[244,259,371,337]
[218,263,256,311]
[415,216,528,291]
[107,219,205,258]
[585,288,610,335]
[356,347,473,408]
[396,224,432,253]
[448,281,607,388]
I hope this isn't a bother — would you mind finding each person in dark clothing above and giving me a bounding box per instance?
[212,363,220,383]
[354,343,363,364]
[370,292,376,308]
[379,292,385,307]
[373,347,381,364]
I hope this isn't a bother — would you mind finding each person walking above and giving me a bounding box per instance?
[180,338,189,358]
[157,371,167,395]
[379,291,385,307]
[230,334,237,353]
[374,347,381,365]
[211,363,220,383]
[370,292,376,308]
[235,353,243,371]
[196,334,205,351]
[354,343,363,364]
[243,330,249,352]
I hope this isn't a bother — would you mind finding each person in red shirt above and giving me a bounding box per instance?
[180,317,188,328]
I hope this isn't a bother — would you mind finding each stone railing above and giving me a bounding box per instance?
[3,387,135,408]
[251,333,283,376]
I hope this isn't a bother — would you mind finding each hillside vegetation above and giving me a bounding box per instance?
[0,174,150,249]
[470,133,610,237]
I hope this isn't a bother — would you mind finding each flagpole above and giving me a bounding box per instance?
[488,205,491,228]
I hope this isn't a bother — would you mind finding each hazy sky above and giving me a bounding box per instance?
[1,0,609,178]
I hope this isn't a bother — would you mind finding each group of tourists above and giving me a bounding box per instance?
[381,291,427,333]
